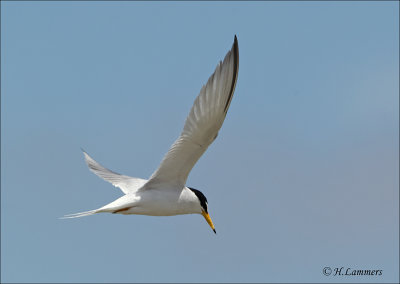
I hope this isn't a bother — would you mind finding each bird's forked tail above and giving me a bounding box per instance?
[60,209,98,219]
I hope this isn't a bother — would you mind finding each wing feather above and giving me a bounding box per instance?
[144,36,239,189]
[82,150,147,194]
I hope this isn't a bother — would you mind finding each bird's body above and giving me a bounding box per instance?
[92,186,200,217]
[63,36,239,233]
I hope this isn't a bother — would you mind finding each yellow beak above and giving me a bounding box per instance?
[201,211,216,234]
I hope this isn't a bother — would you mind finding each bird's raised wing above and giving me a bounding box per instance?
[144,36,239,189]
[82,151,148,194]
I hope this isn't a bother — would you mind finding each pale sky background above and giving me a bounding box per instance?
[1,1,399,283]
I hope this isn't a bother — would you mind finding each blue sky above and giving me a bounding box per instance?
[1,1,399,283]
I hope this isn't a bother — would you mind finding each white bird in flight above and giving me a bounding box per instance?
[63,36,239,234]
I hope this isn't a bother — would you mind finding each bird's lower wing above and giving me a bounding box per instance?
[82,150,147,194]
[144,36,239,189]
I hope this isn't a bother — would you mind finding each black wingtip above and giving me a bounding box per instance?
[213,229,217,234]
[233,35,238,53]
[223,35,239,114]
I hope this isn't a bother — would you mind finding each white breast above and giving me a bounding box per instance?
[124,187,201,216]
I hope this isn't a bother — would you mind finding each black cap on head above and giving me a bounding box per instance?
[188,187,208,213]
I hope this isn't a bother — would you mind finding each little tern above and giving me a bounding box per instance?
[63,36,239,234]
